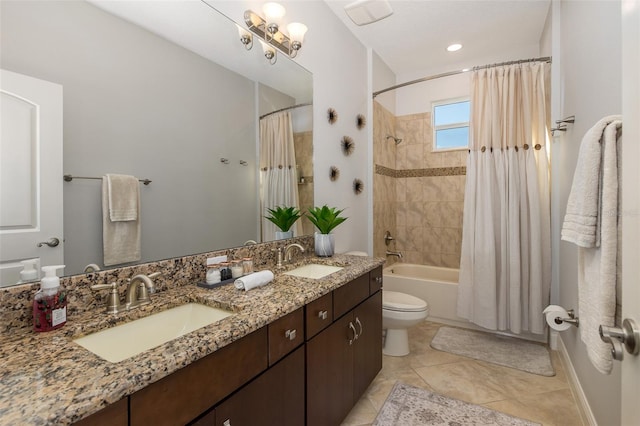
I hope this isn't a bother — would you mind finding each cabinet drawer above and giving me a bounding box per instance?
[369,266,383,294]
[305,292,333,340]
[333,274,369,320]
[268,307,304,366]
[130,327,268,426]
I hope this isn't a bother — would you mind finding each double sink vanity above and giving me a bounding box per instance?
[0,242,384,426]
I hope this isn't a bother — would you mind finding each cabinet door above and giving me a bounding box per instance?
[306,314,355,426]
[353,291,383,401]
[215,346,305,426]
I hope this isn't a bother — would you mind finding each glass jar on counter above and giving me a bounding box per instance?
[242,257,253,275]
[231,260,244,279]
[206,264,221,284]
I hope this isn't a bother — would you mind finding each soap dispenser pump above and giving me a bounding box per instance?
[33,265,67,332]
[19,259,39,282]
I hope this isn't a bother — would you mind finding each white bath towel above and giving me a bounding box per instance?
[234,270,274,291]
[102,176,141,266]
[561,115,622,247]
[106,174,139,221]
[572,118,621,375]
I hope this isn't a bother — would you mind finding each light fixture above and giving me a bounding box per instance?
[447,43,463,52]
[259,39,277,65]
[241,2,307,64]
[236,25,253,50]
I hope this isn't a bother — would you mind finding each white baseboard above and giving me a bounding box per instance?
[556,337,597,426]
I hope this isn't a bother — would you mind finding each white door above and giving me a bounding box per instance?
[621,1,639,424]
[0,69,63,286]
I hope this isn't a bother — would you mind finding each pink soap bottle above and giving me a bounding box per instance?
[33,265,67,332]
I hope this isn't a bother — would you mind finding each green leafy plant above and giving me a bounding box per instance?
[265,206,301,232]
[306,205,348,234]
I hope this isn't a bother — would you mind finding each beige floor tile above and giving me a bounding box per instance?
[344,321,583,426]
[484,388,584,426]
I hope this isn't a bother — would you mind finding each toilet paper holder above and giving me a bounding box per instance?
[553,309,579,327]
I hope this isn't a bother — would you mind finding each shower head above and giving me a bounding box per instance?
[386,135,402,145]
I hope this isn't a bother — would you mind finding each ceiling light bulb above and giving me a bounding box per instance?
[447,43,462,52]
[263,2,286,34]
[287,22,308,45]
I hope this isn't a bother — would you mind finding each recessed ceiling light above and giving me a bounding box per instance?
[447,43,462,52]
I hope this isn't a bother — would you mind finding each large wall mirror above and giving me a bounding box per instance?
[0,0,313,286]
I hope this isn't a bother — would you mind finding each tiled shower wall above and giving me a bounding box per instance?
[294,131,314,236]
[373,101,466,268]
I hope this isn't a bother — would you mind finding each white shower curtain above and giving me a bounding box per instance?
[259,111,301,241]
[457,62,551,334]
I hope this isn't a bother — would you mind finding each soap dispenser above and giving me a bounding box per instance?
[33,265,67,332]
[19,259,39,283]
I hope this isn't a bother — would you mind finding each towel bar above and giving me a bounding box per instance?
[63,174,152,185]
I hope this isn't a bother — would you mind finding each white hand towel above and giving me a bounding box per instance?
[234,270,274,291]
[561,115,622,247]
[102,176,141,266]
[107,174,139,222]
[577,119,622,375]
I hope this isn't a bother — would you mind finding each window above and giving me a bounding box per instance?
[432,99,470,151]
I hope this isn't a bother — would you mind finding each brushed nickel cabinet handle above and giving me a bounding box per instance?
[355,317,363,338]
[318,310,328,320]
[285,329,297,341]
[348,322,357,345]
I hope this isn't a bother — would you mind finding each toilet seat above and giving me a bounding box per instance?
[383,290,428,312]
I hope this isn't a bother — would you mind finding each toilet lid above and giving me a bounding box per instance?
[383,290,428,312]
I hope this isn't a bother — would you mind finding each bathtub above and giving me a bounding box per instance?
[383,263,463,325]
[383,263,547,342]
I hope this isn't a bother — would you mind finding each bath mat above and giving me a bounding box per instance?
[373,382,540,426]
[430,326,555,376]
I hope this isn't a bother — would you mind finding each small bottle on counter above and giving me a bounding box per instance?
[33,265,67,332]
[242,257,253,275]
[231,260,244,279]
[219,262,232,281]
[206,264,221,284]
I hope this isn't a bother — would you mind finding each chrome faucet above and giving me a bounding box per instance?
[284,243,306,264]
[91,271,162,313]
[83,263,101,273]
[125,272,161,309]
[386,250,403,259]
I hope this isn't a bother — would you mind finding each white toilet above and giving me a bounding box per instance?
[382,290,429,356]
[343,252,429,357]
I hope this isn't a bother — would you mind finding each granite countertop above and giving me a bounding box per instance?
[0,254,384,425]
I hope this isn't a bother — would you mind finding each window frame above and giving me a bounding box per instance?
[431,97,470,152]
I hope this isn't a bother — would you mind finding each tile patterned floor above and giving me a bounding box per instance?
[342,321,584,426]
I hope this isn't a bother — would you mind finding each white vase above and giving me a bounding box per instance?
[275,230,293,240]
[315,233,335,257]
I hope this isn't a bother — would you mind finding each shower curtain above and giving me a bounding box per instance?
[457,62,551,334]
[259,111,302,241]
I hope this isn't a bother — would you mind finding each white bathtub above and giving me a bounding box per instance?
[383,263,547,342]
[383,263,463,325]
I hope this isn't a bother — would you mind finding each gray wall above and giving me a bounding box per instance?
[1,1,258,274]
[551,1,622,424]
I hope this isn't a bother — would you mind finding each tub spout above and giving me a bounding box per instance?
[386,250,403,259]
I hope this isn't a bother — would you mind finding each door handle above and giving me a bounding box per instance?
[348,322,357,345]
[354,317,363,338]
[599,318,639,361]
[37,237,60,248]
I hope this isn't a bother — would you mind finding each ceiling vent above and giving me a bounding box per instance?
[344,0,393,26]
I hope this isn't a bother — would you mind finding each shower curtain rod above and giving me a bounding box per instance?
[372,56,552,98]
[260,102,312,120]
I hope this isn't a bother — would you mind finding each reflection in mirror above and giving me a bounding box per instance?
[0,0,312,287]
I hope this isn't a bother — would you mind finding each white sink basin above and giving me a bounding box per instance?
[284,264,344,279]
[73,303,233,363]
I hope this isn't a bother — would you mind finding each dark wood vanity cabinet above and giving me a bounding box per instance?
[76,267,382,426]
[213,346,305,426]
[130,328,268,426]
[306,268,383,426]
